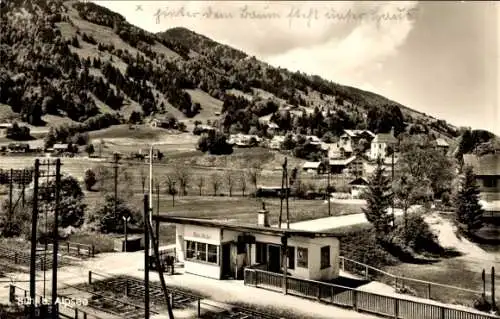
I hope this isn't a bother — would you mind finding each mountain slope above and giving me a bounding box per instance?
[0,0,461,142]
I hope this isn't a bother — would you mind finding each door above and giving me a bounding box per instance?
[221,243,232,279]
[268,245,281,273]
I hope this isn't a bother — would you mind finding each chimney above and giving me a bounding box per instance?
[257,202,270,227]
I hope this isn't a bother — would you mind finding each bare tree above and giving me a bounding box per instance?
[225,171,234,197]
[211,174,222,196]
[176,166,190,196]
[240,171,247,196]
[139,166,147,194]
[165,175,178,207]
[248,164,262,192]
[196,175,204,196]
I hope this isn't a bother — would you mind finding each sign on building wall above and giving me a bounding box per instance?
[297,247,308,268]
[184,225,220,243]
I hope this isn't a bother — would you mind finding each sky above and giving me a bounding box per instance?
[94,1,499,134]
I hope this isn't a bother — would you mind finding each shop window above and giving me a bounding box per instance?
[297,247,308,268]
[287,246,295,270]
[320,246,330,269]
[256,242,267,264]
[185,240,218,265]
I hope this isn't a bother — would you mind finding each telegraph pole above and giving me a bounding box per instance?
[156,181,160,246]
[278,158,285,229]
[149,146,153,255]
[51,159,61,319]
[327,158,331,216]
[8,169,12,222]
[144,194,150,319]
[30,160,40,318]
[285,158,290,229]
[113,152,120,217]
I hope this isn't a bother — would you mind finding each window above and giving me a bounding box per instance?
[207,244,218,263]
[297,247,308,268]
[484,177,498,188]
[185,240,218,265]
[287,246,295,270]
[256,242,267,264]
[320,246,330,269]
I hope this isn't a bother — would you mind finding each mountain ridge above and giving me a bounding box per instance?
[0,0,466,142]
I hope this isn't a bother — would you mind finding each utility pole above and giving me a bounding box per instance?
[8,169,12,224]
[285,158,290,229]
[278,158,286,229]
[30,160,40,318]
[51,159,61,319]
[327,158,331,216]
[123,214,130,252]
[144,194,150,319]
[493,266,496,311]
[113,152,120,218]
[156,181,160,247]
[149,146,154,254]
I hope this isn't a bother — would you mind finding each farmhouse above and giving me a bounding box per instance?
[348,177,369,199]
[269,135,285,150]
[339,129,375,153]
[463,154,500,200]
[433,138,449,154]
[7,143,29,153]
[0,123,13,137]
[302,161,325,174]
[53,143,69,154]
[328,156,356,174]
[255,186,290,198]
[154,209,340,281]
[370,130,397,160]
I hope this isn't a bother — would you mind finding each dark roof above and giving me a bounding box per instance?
[372,133,397,144]
[153,215,339,238]
[463,154,500,176]
[349,177,370,185]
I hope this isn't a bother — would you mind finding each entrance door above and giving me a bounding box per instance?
[221,243,232,279]
[268,245,281,273]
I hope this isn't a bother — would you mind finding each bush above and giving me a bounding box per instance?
[84,169,97,191]
[88,194,143,233]
[197,131,233,155]
[473,295,492,312]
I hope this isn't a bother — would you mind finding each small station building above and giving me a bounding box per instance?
[153,206,340,281]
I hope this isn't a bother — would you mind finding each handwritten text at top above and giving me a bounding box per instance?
[153,5,419,27]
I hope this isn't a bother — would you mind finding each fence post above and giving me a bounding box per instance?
[393,297,398,319]
[84,312,87,319]
[169,293,174,308]
[341,257,345,272]
[91,245,95,257]
[353,290,358,311]
[75,307,78,319]
[254,270,258,286]
[330,286,334,303]
[88,271,92,285]
[427,283,431,299]
[317,282,321,301]
[9,284,15,303]
[197,299,201,317]
[440,306,445,319]
[365,265,369,280]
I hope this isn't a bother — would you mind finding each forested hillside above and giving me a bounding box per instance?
[0,0,474,144]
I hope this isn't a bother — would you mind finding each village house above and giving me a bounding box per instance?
[53,143,69,154]
[139,148,162,160]
[0,123,13,137]
[266,122,279,135]
[269,135,285,150]
[370,130,398,160]
[154,209,340,281]
[228,134,261,148]
[328,156,357,174]
[433,138,450,154]
[255,186,291,198]
[7,143,30,153]
[339,130,375,155]
[302,161,325,174]
[348,177,370,199]
[463,154,500,201]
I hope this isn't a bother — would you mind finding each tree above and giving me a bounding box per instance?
[455,166,484,234]
[128,111,142,124]
[248,164,261,191]
[196,175,204,196]
[197,131,233,155]
[225,171,234,196]
[362,158,394,237]
[84,169,97,191]
[89,194,142,233]
[211,174,222,196]
[85,143,95,157]
[165,175,178,207]
[176,167,190,196]
[393,174,423,244]
[239,171,247,196]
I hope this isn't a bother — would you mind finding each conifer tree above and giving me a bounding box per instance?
[362,157,394,237]
[455,165,484,234]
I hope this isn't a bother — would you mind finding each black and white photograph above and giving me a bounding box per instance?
[0,0,498,318]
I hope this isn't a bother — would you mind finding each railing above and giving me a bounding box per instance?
[0,245,55,271]
[244,268,500,319]
[339,256,487,302]
[40,242,95,258]
[88,270,284,318]
[9,284,103,319]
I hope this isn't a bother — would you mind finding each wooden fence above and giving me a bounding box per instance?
[9,284,103,319]
[244,268,500,319]
[0,246,54,271]
[40,242,95,258]
[339,256,489,303]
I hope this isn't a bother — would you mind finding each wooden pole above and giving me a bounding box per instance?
[30,160,40,318]
[144,194,150,319]
[492,266,496,311]
[278,158,285,229]
[282,236,288,295]
[51,159,61,318]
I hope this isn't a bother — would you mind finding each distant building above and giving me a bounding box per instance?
[328,156,356,174]
[53,143,69,154]
[348,177,370,199]
[339,130,375,155]
[267,122,279,135]
[302,161,325,174]
[255,186,291,198]
[370,130,397,160]
[269,136,285,150]
[150,118,167,128]
[463,154,500,201]
[7,143,29,153]
[139,148,161,160]
[433,138,450,154]
[0,123,13,137]
[228,134,261,148]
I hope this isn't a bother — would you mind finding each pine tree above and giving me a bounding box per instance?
[362,157,394,237]
[455,165,484,234]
